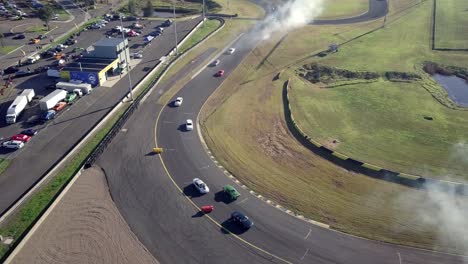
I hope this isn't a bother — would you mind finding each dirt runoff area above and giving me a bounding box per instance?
[9,167,159,264]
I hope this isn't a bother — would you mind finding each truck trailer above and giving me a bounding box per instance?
[39,89,67,111]
[20,89,35,103]
[6,95,28,124]
[56,82,92,95]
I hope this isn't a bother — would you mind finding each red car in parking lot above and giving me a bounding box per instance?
[10,134,31,142]
[215,70,225,77]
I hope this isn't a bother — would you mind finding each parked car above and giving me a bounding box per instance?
[21,128,37,136]
[2,140,24,149]
[52,14,59,20]
[185,119,194,131]
[10,134,31,142]
[29,38,40,44]
[231,211,254,229]
[15,70,32,77]
[127,30,139,37]
[223,185,240,200]
[55,44,68,51]
[41,110,56,120]
[132,22,143,29]
[162,19,172,27]
[64,38,78,45]
[149,31,161,37]
[13,34,25,40]
[125,15,137,21]
[65,92,77,103]
[131,52,143,59]
[192,178,209,194]
[26,54,40,64]
[4,66,19,74]
[174,97,183,107]
[53,102,67,111]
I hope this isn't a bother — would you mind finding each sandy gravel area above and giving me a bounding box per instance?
[10,166,159,264]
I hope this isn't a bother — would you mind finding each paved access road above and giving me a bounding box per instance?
[0,17,202,216]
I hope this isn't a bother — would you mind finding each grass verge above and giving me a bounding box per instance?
[0,46,19,55]
[0,159,11,175]
[179,19,220,53]
[25,25,47,34]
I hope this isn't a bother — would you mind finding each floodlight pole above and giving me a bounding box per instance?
[173,1,179,56]
[120,16,134,101]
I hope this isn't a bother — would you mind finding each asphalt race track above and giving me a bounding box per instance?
[98,1,466,264]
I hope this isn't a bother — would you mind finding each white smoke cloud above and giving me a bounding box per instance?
[256,0,324,41]
[396,183,468,259]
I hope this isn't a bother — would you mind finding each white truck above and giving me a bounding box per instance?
[6,95,28,124]
[20,89,35,103]
[56,82,92,95]
[39,89,67,111]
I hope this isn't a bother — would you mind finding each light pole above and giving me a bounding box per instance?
[173,1,179,56]
[120,16,134,101]
[202,0,205,24]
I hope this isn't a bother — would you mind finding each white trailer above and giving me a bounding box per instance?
[56,82,92,95]
[20,89,35,103]
[6,95,28,124]
[39,89,67,111]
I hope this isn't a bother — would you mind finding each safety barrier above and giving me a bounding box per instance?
[284,79,468,195]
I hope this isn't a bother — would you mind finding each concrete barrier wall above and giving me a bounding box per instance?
[284,79,468,195]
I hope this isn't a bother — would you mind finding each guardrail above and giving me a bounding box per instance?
[283,79,468,195]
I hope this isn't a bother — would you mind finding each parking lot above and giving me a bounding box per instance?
[0,16,181,141]
[0,14,202,215]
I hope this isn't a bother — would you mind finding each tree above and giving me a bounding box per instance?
[143,0,153,17]
[128,0,136,15]
[37,6,54,30]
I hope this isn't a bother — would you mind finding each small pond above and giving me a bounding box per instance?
[152,11,175,18]
[433,74,468,107]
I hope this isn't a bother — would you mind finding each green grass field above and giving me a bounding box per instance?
[199,0,468,251]
[434,0,468,49]
[290,79,468,179]
[320,0,368,19]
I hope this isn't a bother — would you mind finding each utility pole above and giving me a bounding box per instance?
[120,16,134,101]
[173,1,178,56]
